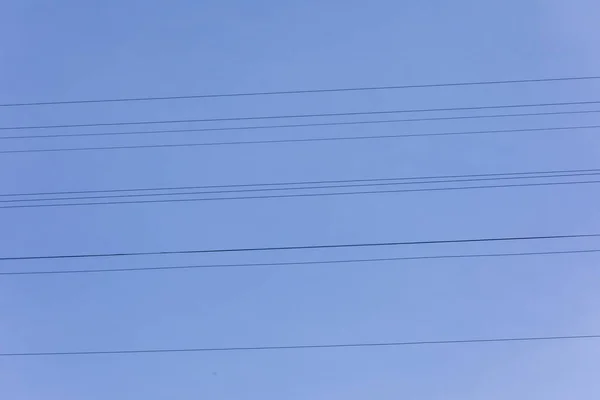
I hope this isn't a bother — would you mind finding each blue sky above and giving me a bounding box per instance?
[1,1,600,398]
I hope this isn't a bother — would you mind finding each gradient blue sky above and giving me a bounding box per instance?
[1,1,600,399]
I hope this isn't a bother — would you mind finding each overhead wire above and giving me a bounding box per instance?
[2,167,597,198]
[3,124,600,155]
[2,179,599,209]
[2,76,600,359]
[1,233,599,262]
[1,333,600,357]
[2,100,600,136]
[1,75,599,108]
[2,248,599,276]
[1,170,599,208]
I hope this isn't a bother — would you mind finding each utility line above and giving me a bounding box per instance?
[2,171,598,206]
[1,75,598,108]
[1,334,599,357]
[2,179,599,210]
[3,111,600,142]
[1,100,599,133]
[2,167,597,199]
[1,233,598,262]
[3,124,599,155]
[2,249,598,276]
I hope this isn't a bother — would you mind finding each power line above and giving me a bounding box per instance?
[1,75,599,108]
[3,124,599,155]
[3,167,597,199]
[2,248,598,276]
[2,179,599,210]
[1,233,598,262]
[2,171,599,207]
[4,111,600,142]
[1,333,599,357]
[2,100,599,133]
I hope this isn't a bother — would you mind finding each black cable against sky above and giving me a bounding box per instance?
[2,179,599,209]
[3,110,600,143]
[1,334,599,357]
[2,167,597,198]
[3,124,599,155]
[2,248,598,276]
[1,100,599,133]
[1,233,599,262]
[1,75,598,108]
[1,170,598,206]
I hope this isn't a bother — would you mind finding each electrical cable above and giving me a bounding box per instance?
[1,75,598,107]
[2,179,598,210]
[1,170,598,205]
[3,109,599,143]
[2,248,598,276]
[3,167,597,198]
[1,233,598,262]
[3,124,599,155]
[1,334,599,357]
[2,101,600,136]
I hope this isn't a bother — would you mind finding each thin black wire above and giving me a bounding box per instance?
[2,100,600,133]
[2,179,599,210]
[3,167,597,198]
[0,171,600,208]
[3,124,600,155]
[2,334,599,357]
[1,75,599,108]
[0,169,600,203]
[5,112,600,142]
[1,233,598,262]
[3,249,598,276]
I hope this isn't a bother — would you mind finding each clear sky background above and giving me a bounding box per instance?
[1,1,600,399]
